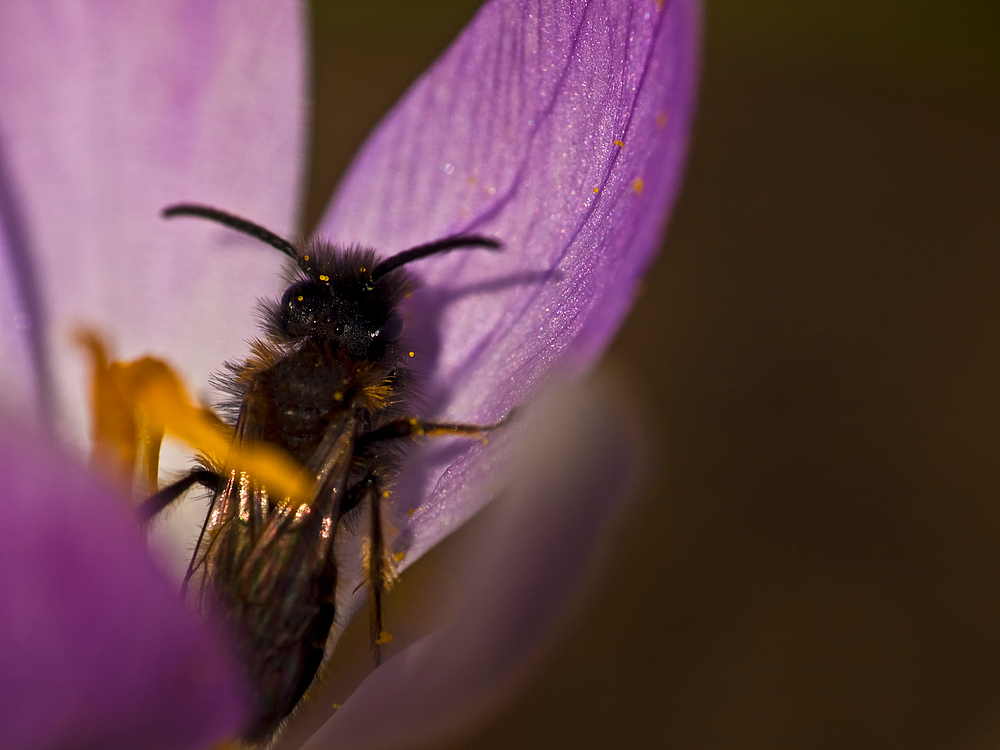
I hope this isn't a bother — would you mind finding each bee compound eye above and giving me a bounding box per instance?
[281,281,334,337]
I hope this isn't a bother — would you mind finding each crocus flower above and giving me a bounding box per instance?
[0,0,698,748]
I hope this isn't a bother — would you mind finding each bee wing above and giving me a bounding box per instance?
[203,411,362,737]
[211,387,276,542]
[191,392,360,591]
[305,411,361,521]
[236,407,361,565]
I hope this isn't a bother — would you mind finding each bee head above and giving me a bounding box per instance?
[278,258,405,360]
[161,203,500,361]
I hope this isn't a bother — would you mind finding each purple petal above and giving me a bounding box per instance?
[304,379,641,750]
[0,427,247,750]
[0,1,306,438]
[318,0,698,563]
[0,134,51,423]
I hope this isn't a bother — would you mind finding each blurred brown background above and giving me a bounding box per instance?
[307,2,1000,748]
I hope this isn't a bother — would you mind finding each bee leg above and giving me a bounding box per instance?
[357,409,517,449]
[138,468,221,521]
[341,472,394,664]
[353,472,393,666]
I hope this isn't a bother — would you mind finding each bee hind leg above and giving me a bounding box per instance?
[351,472,394,667]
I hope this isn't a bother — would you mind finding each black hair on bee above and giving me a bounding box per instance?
[142,203,504,743]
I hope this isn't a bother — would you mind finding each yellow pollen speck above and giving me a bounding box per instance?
[393,552,405,563]
[592,187,600,194]
[614,139,624,148]
[408,508,416,516]
[334,391,343,401]
[632,177,645,194]
[655,111,668,128]
[303,255,310,261]
[382,490,390,498]
[331,703,341,711]
[319,274,329,282]
[375,631,393,645]
[481,437,489,445]
[408,351,415,358]
[360,267,366,272]
[297,295,304,302]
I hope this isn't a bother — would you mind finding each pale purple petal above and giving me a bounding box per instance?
[0,1,306,441]
[0,135,51,423]
[0,427,247,750]
[318,0,698,565]
[305,379,641,750]
[0,3,309,744]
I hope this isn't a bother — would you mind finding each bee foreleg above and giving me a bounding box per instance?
[138,468,222,521]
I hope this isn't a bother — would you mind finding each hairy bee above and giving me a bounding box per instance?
[141,204,503,742]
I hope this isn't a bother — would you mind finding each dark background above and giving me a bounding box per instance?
[307,2,1000,748]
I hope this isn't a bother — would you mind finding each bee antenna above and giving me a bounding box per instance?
[162,203,299,261]
[371,235,501,281]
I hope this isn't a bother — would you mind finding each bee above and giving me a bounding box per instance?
[139,204,504,743]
